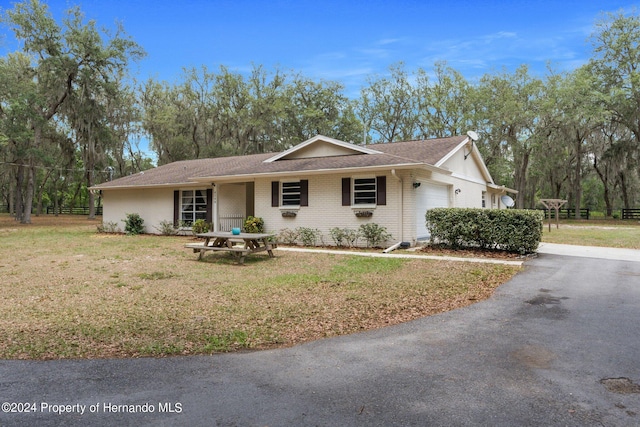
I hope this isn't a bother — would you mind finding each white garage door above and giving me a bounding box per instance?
[416,183,450,240]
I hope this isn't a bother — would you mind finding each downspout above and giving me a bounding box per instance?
[383,169,404,253]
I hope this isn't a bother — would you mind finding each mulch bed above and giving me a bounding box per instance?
[418,244,531,260]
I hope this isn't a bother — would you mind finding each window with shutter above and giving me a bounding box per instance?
[354,178,377,205]
[282,181,301,206]
[344,176,386,206]
[273,180,308,207]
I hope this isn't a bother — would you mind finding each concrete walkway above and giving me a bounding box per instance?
[278,246,526,265]
[538,242,640,262]
[280,243,640,265]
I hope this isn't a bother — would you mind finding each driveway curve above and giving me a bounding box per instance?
[1,246,639,426]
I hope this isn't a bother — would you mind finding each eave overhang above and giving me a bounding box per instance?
[188,162,452,184]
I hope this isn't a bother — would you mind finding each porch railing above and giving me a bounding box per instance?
[218,214,244,231]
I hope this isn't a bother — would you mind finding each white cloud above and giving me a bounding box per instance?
[376,38,404,45]
[413,27,590,78]
[357,48,392,59]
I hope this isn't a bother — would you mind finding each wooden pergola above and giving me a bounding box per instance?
[539,199,567,232]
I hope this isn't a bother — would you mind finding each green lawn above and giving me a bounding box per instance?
[541,220,640,249]
[0,214,519,360]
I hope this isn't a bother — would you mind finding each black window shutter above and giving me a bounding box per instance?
[342,178,351,206]
[271,181,279,207]
[206,188,213,224]
[173,190,180,226]
[300,180,308,206]
[376,176,386,205]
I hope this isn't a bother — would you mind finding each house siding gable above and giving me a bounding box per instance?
[441,146,488,183]
[283,142,363,159]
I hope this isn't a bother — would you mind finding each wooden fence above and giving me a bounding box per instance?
[622,209,640,220]
[46,206,103,215]
[540,208,590,220]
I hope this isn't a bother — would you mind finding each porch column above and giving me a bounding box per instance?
[213,184,219,232]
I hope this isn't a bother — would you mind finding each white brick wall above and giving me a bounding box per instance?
[102,163,505,240]
[102,188,174,233]
[255,172,405,246]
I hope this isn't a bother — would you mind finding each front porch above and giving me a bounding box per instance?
[178,182,254,232]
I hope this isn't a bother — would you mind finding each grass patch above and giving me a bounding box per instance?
[0,214,520,360]
[542,220,640,249]
[138,271,176,280]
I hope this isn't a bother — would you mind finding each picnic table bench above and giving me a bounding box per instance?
[185,231,276,264]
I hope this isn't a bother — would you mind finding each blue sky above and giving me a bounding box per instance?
[2,0,638,96]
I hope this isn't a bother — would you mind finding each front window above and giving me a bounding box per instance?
[281,181,301,206]
[354,178,376,205]
[181,189,207,225]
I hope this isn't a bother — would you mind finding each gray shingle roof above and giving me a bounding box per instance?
[94,135,466,189]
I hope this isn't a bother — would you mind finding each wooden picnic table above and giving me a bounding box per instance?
[185,231,276,264]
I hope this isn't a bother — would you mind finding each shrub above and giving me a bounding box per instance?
[330,227,360,247]
[425,208,544,254]
[330,227,347,247]
[244,216,264,233]
[343,229,360,247]
[359,223,392,248]
[97,221,120,233]
[155,220,178,235]
[278,228,299,245]
[191,219,210,234]
[296,227,322,246]
[124,213,145,235]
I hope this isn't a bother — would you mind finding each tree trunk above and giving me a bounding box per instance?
[69,181,82,210]
[618,171,631,209]
[593,156,613,217]
[53,178,60,217]
[603,184,613,217]
[573,170,583,220]
[15,163,24,222]
[35,169,52,216]
[87,170,95,219]
[8,166,16,217]
[21,161,35,224]
[37,192,43,216]
[514,150,530,209]
[572,130,584,220]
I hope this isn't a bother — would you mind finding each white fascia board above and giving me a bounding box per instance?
[449,172,489,186]
[91,182,201,191]
[263,135,382,163]
[471,146,495,185]
[435,136,495,185]
[422,163,453,175]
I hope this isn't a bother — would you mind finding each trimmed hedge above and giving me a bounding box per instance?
[425,208,544,254]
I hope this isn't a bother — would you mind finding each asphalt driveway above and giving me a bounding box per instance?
[1,246,639,426]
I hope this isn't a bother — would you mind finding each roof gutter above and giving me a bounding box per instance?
[92,162,454,190]
[487,184,518,194]
[390,168,404,243]
[90,182,202,191]
[188,163,428,184]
